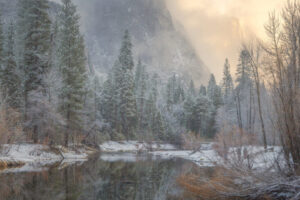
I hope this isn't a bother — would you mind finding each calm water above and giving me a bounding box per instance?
[0,153,212,200]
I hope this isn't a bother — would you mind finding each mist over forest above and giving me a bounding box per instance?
[0,0,299,199]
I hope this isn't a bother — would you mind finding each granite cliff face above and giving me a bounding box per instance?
[74,0,209,83]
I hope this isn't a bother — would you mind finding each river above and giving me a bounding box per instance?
[0,153,214,200]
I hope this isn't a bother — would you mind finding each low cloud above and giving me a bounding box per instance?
[165,0,284,81]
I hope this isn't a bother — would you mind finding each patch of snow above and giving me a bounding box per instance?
[99,141,176,152]
[151,145,283,169]
[151,150,217,167]
[0,144,93,173]
[1,144,61,163]
[61,150,88,160]
[226,146,284,170]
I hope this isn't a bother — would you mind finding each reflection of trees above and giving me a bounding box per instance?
[79,158,186,200]
[0,158,194,200]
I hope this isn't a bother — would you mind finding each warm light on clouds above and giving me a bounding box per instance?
[166,0,285,81]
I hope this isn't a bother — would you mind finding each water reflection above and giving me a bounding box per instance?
[0,154,201,200]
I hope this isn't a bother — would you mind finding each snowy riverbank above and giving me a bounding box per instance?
[99,141,177,152]
[150,146,282,168]
[0,144,96,173]
[99,141,217,166]
[99,141,283,169]
[0,142,283,172]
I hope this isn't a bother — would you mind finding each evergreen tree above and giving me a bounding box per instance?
[236,50,252,89]
[111,60,122,131]
[217,60,236,134]
[166,80,173,110]
[183,93,195,131]
[235,49,254,133]
[188,80,196,97]
[221,58,234,103]
[0,12,3,69]
[134,59,143,92]
[135,59,147,131]
[199,85,207,96]
[153,111,165,141]
[92,75,102,122]
[174,83,184,104]
[22,0,52,143]
[101,73,114,124]
[144,93,155,137]
[206,74,222,137]
[46,16,61,104]
[1,22,22,109]
[59,0,88,146]
[50,17,60,71]
[15,0,30,109]
[192,94,213,135]
[150,73,159,103]
[114,30,137,139]
[207,74,222,108]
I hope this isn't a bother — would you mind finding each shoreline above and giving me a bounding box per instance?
[0,144,98,173]
[0,141,281,173]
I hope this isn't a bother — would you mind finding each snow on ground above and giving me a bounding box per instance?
[99,141,218,166]
[0,144,61,164]
[55,145,90,161]
[151,150,217,167]
[0,142,283,172]
[0,144,92,173]
[99,142,283,169]
[151,145,283,169]
[99,141,176,152]
[226,146,284,170]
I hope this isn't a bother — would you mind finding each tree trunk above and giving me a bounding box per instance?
[256,83,267,150]
[33,125,38,144]
[65,104,70,147]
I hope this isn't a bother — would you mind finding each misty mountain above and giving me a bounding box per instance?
[0,0,210,84]
[73,0,209,84]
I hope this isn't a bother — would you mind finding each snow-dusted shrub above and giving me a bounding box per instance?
[214,127,258,163]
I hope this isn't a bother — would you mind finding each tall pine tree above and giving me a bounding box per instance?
[221,58,234,105]
[22,0,52,143]
[207,74,222,108]
[1,22,22,109]
[116,30,137,139]
[235,49,254,133]
[135,59,147,132]
[59,0,88,146]
[188,80,196,97]
[0,12,3,70]
[199,85,207,96]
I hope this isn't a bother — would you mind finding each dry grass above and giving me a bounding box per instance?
[178,167,244,200]
[178,166,300,200]
[178,128,300,199]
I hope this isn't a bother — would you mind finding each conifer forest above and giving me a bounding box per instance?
[0,0,299,199]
